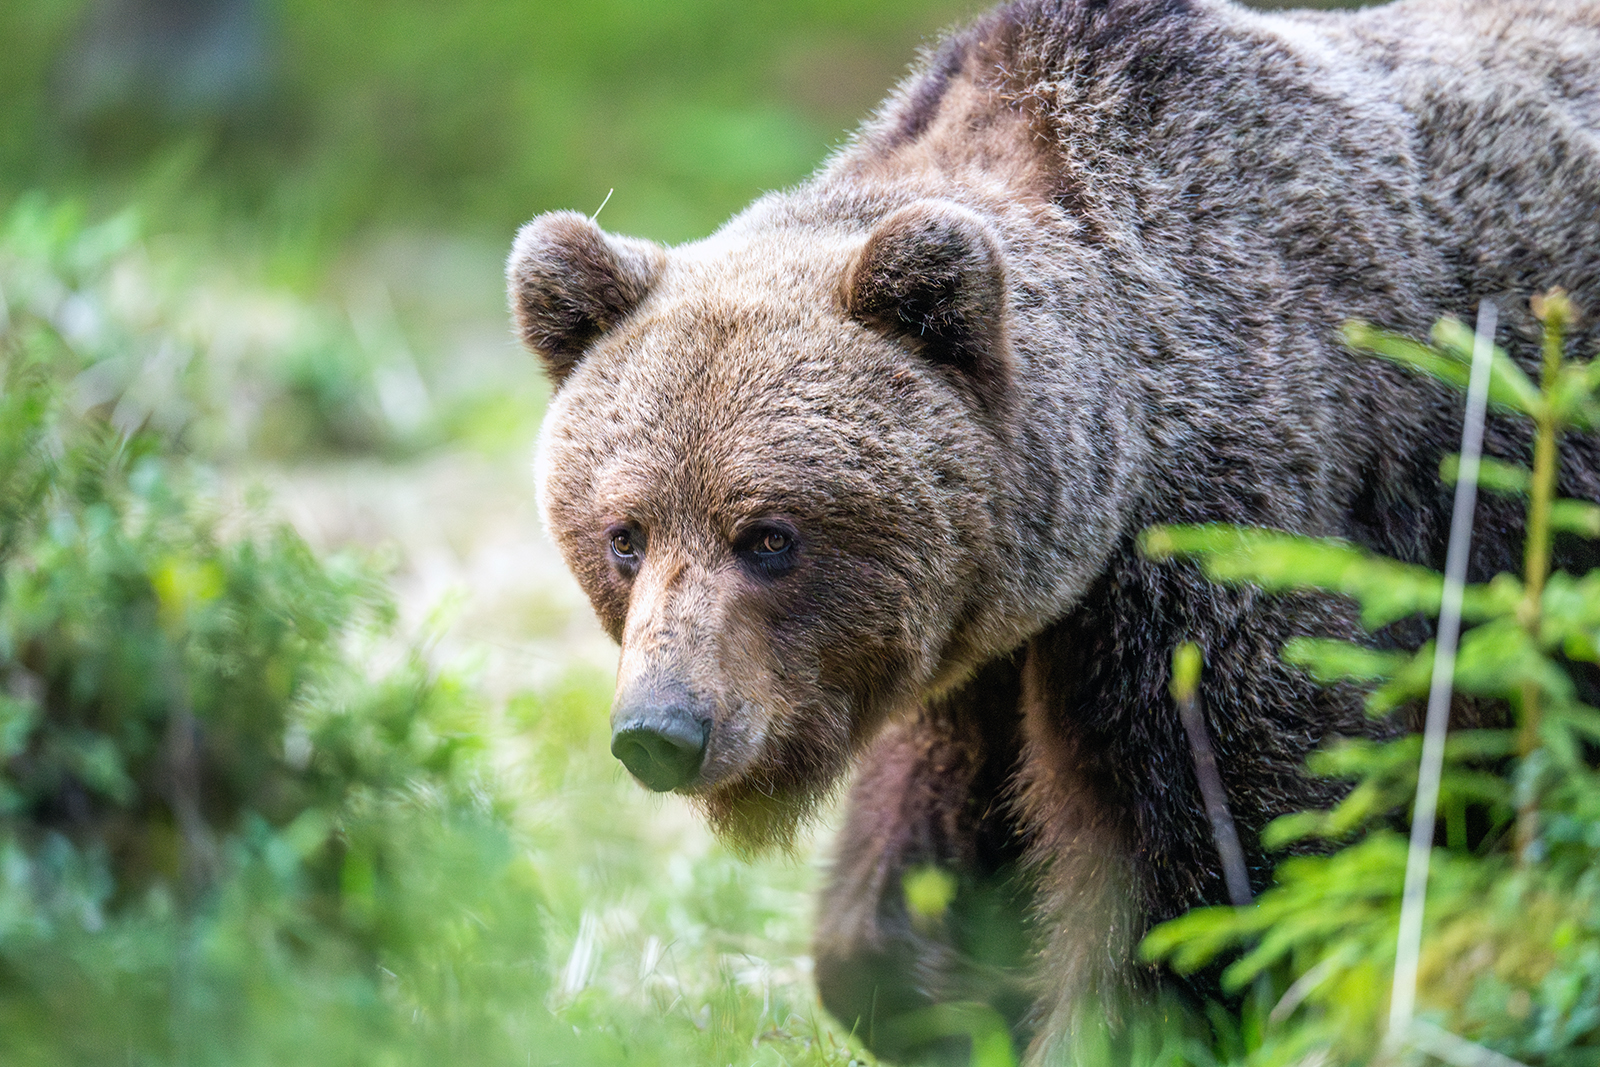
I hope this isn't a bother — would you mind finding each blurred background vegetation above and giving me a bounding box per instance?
[4,0,992,254]
[1,0,1369,251]
[0,2,1390,1066]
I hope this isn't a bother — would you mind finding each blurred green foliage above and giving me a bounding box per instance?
[0,230,436,1065]
[0,0,1377,259]
[0,195,863,1066]
[1,0,980,257]
[0,189,549,1065]
[0,194,547,462]
[1141,295,1600,1067]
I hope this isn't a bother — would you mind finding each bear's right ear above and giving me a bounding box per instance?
[506,211,665,386]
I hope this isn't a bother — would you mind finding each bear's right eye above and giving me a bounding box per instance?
[608,528,639,563]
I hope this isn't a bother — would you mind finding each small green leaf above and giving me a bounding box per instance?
[1262,811,1324,849]
[1563,630,1600,663]
[903,863,957,922]
[1142,525,1512,630]
[1344,322,1472,393]
[1429,317,1543,415]
[1283,638,1407,684]
[1546,362,1600,429]
[1551,499,1600,539]
[1440,454,1531,495]
[1344,319,1541,417]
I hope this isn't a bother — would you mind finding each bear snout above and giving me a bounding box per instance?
[610,690,711,792]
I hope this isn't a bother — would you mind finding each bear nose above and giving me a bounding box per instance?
[610,707,709,792]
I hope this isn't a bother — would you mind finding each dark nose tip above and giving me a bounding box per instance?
[611,707,709,792]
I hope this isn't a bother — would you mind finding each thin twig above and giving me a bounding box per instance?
[163,662,218,896]
[1172,643,1253,907]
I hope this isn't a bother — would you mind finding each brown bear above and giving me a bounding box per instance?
[507,0,1600,1060]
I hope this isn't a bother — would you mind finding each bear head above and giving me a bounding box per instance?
[508,198,1120,849]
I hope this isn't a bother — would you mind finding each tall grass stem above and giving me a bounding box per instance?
[1386,300,1496,1050]
[1516,292,1568,852]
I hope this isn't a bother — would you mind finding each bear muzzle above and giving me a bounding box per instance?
[610,693,711,792]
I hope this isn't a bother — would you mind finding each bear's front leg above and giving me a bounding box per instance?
[812,658,1035,1065]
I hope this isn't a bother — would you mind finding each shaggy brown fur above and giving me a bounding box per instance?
[509,0,1600,1059]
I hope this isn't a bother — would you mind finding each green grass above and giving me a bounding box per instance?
[511,669,863,1067]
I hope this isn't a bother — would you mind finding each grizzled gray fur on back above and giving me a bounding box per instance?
[508,0,1600,1060]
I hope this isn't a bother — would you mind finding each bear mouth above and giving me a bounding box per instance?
[694,772,828,855]
[690,709,854,853]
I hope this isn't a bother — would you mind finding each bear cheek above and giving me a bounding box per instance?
[713,598,801,725]
[546,550,625,640]
[802,557,928,725]
[589,580,630,643]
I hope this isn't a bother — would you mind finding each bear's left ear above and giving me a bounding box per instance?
[844,201,1009,407]
[507,211,666,387]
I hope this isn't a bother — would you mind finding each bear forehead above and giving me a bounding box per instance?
[554,278,931,450]
[553,372,924,528]
[545,313,934,529]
